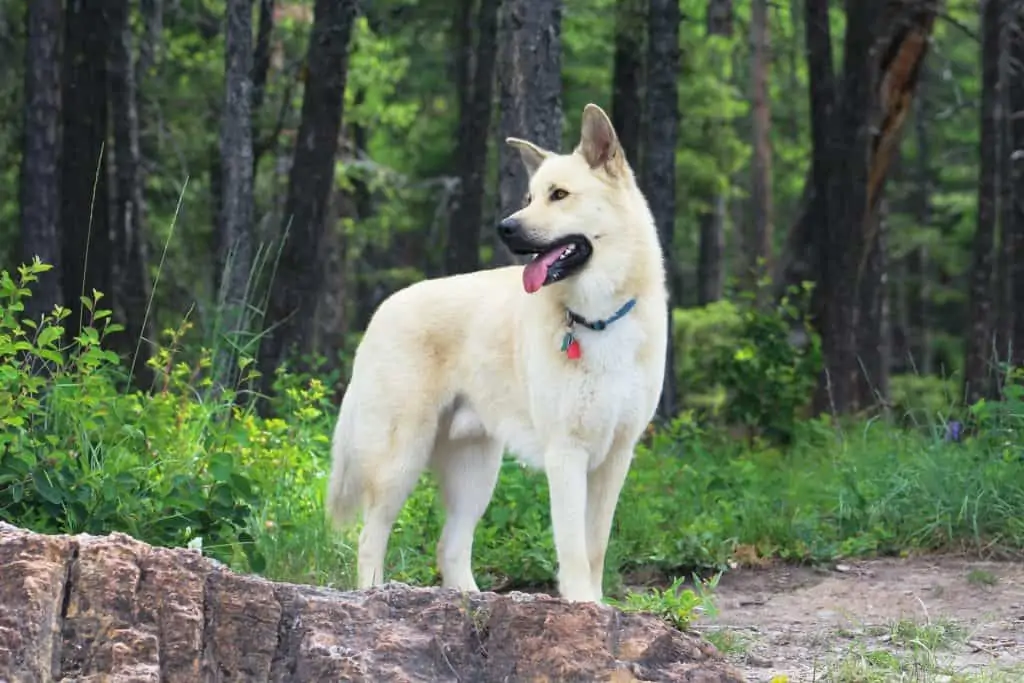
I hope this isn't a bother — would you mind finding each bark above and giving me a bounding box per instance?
[445,0,500,275]
[644,0,681,418]
[963,0,1002,406]
[137,0,162,87]
[216,0,258,390]
[697,0,732,306]
[137,0,162,210]
[1011,5,1024,367]
[251,0,276,175]
[792,0,935,414]
[908,66,933,375]
[19,0,64,322]
[856,198,891,409]
[258,0,358,391]
[852,2,936,410]
[252,0,276,121]
[60,0,112,342]
[778,1,935,308]
[801,0,836,409]
[108,0,154,388]
[611,0,645,167]
[749,0,774,292]
[783,0,834,325]
[494,0,563,264]
[994,10,1016,380]
[814,0,881,415]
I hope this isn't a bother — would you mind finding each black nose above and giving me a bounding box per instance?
[497,217,520,240]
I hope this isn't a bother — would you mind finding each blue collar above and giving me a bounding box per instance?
[566,298,637,331]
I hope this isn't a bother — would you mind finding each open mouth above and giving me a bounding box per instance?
[513,235,593,294]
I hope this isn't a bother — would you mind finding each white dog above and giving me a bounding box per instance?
[325,103,667,603]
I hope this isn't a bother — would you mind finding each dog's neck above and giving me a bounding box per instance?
[546,278,642,331]
[566,299,636,331]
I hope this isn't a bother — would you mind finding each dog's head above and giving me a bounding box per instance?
[497,103,652,296]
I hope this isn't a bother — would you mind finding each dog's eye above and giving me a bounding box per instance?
[550,188,569,201]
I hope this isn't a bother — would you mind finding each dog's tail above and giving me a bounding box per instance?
[324,417,363,529]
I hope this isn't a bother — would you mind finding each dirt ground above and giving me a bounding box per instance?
[685,555,1024,682]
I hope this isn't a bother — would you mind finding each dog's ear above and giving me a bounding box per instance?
[505,137,552,177]
[576,103,624,173]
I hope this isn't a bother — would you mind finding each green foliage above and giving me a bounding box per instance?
[611,573,721,631]
[672,282,821,443]
[708,283,822,442]
[672,299,741,410]
[889,374,960,427]
[0,261,336,573]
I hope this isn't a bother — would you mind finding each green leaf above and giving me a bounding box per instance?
[32,471,64,505]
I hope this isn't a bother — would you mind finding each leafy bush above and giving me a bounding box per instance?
[671,299,742,411]
[0,259,335,572]
[672,282,822,443]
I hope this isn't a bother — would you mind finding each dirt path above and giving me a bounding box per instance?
[687,555,1024,682]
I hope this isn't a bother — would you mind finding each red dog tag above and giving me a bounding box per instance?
[566,338,581,360]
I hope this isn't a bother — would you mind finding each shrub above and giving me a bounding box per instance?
[0,259,336,572]
[684,282,822,443]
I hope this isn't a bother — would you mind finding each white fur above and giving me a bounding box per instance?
[325,103,668,603]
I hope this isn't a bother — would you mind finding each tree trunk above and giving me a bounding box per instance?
[779,1,934,311]
[786,0,834,328]
[856,198,891,409]
[749,0,774,293]
[611,0,645,167]
[814,0,881,416]
[795,0,935,415]
[258,0,358,392]
[801,0,837,410]
[251,0,276,176]
[60,0,112,343]
[851,2,936,410]
[137,0,163,80]
[108,0,154,388]
[697,0,732,306]
[963,0,1002,407]
[19,0,64,323]
[908,69,933,376]
[136,0,162,229]
[215,0,258,390]
[994,10,1016,384]
[643,0,680,419]
[494,0,563,264]
[445,0,500,276]
[1011,3,1024,367]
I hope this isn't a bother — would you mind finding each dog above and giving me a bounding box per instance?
[325,103,667,603]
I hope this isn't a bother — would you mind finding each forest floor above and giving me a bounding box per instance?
[678,554,1024,682]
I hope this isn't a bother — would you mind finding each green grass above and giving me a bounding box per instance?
[3,259,1024,607]
[814,640,1024,683]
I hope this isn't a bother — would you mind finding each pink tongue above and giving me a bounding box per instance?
[522,248,565,293]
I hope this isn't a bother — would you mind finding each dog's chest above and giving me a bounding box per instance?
[530,323,656,436]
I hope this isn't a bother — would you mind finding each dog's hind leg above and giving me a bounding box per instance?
[356,420,436,589]
[431,434,503,592]
[584,441,635,601]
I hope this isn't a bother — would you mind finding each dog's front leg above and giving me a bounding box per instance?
[585,443,635,601]
[544,447,597,603]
